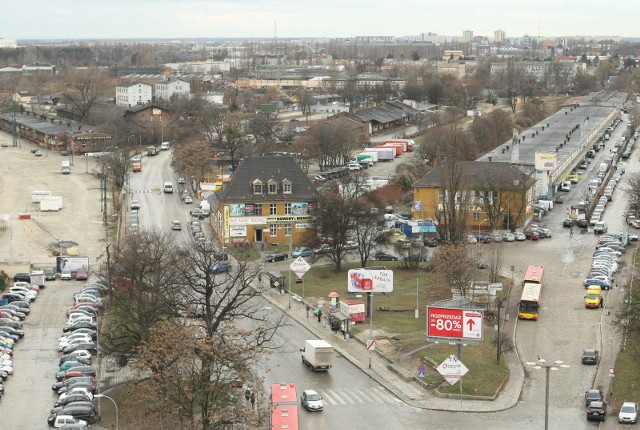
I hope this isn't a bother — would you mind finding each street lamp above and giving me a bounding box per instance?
[478,218,490,237]
[94,393,119,430]
[526,358,569,430]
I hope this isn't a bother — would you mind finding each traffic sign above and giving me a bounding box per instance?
[436,354,468,385]
[289,256,311,278]
[366,339,375,351]
[426,306,483,340]
[418,372,426,379]
[609,368,615,377]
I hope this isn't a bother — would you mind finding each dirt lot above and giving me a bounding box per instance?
[0,131,110,428]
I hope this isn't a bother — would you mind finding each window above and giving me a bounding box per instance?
[285,223,292,237]
[253,180,263,194]
[473,212,480,221]
[268,180,277,194]
[269,224,277,236]
[284,203,292,215]
[255,204,263,215]
[270,204,277,215]
[282,180,292,194]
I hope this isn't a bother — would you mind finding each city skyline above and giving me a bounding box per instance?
[2,0,639,41]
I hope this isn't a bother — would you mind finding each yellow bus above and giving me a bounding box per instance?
[519,282,542,320]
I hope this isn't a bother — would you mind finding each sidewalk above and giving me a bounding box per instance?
[262,284,525,412]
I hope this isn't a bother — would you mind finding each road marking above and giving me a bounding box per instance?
[324,389,347,405]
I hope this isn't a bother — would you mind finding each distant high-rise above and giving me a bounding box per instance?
[494,29,506,43]
[463,30,473,43]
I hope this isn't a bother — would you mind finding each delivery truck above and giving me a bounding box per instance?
[30,270,46,288]
[361,150,378,162]
[383,140,407,152]
[385,138,415,152]
[365,147,395,161]
[301,339,334,371]
[61,160,70,175]
[383,142,406,155]
[354,153,374,166]
[376,144,402,157]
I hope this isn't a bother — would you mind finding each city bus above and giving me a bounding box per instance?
[518,282,542,320]
[523,264,544,285]
[271,383,298,430]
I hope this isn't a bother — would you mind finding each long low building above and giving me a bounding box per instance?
[476,91,627,199]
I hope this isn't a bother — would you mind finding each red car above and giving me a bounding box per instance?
[524,230,540,240]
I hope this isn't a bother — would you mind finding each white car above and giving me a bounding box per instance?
[9,287,36,301]
[58,336,93,351]
[619,401,638,424]
[504,233,515,242]
[58,387,94,402]
[515,232,526,241]
[347,163,361,171]
[59,332,93,343]
[67,314,95,325]
[61,268,72,280]
[66,349,93,362]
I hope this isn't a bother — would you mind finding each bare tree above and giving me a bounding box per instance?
[299,121,359,170]
[433,243,475,298]
[171,138,214,181]
[63,67,106,120]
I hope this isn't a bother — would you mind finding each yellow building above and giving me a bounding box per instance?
[212,155,318,247]
[412,161,535,234]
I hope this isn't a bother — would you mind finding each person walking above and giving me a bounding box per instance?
[250,392,256,408]
[245,389,251,402]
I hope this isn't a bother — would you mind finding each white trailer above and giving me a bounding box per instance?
[40,196,62,211]
[32,190,52,203]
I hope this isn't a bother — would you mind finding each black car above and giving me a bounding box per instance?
[13,272,31,283]
[587,401,607,421]
[577,219,589,228]
[563,218,575,228]
[44,267,56,280]
[265,252,288,263]
[404,253,428,262]
[63,321,97,333]
[582,348,599,364]
[374,251,398,261]
[585,389,604,406]
[53,393,94,408]
[49,404,97,425]
[423,237,439,247]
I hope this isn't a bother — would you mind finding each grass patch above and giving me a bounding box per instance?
[611,338,640,411]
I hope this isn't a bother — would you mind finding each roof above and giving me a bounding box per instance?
[117,81,151,88]
[413,161,531,190]
[353,101,420,124]
[217,155,317,203]
[124,104,168,114]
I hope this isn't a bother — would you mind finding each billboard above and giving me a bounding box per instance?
[426,306,483,340]
[292,202,309,216]
[229,204,246,217]
[535,152,557,171]
[56,256,90,273]
[347,269,394,293]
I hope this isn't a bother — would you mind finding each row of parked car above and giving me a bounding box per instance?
[0,274,40,401]
[47,282,106,429]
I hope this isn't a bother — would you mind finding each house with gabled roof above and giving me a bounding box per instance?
[212,155,318,247]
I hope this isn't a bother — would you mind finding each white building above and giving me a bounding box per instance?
[116,82,152,107]
[494,30,506,44]
[0,38,17,48]
[463,30,474,43]
[154,78,191,101]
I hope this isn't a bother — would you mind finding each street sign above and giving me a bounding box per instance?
[366,339,375,351]
[418,372,426,379]
[289,256,311,278]
[418,363,427,378]
[436,354,468,385]
[609,368,615,377]
[426,306,483,340]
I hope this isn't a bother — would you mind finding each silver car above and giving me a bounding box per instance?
[300,389,323,411]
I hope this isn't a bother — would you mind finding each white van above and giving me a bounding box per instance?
[163,182,174,193]
[160,142,170,150]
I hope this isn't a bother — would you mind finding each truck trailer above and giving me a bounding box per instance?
[384,138,415,151]
[301,339,334,371]
[361,150,378,162]
[365,147,395,161]
[376,144,402,157]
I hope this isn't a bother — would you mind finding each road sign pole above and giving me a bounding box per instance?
[369,292,373,369]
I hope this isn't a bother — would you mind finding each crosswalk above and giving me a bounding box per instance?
[319,387,401,406]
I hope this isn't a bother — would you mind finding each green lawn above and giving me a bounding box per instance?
[283,257,508,397]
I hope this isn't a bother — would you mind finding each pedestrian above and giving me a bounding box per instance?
[601,297,605,308]
[317,309,322,323]
[245,389,251,402]
[258,272,262,283]
[570,227,573,237]
[250,392,256,408]
[261,242,265,251]
[306,304,310,318]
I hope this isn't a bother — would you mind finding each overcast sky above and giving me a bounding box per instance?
[3,1,639,40]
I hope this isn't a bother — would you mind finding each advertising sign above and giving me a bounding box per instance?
[229,225,247,237]
[347,269,394,293]
[229,204,246,217]
[535,152,557,171]
[426,306,483,340]
[436,355,469,385]
[289,256,311,278]
[56,256,90,272]
[292,202,309,216]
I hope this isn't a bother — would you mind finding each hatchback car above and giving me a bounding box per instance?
[171,220,182,231]
[581,348,599,364]
[300,389,324,411]
[61,268,73,280]
[265,252,288,263]
[619,401,638,424]
[209,262,231,274]
[291,247,313,258]
[44,267,56,280]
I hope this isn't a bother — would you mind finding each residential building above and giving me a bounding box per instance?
[0,38,17,48]
[494,30,506,44]
[212,155,318,247]
[116,82,152,107]
[154,78,191,101]
[463,30,474,44]
[412,161,535,234]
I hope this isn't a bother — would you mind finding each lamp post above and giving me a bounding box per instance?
[94,393,119,430]
[526,358,569,430]
[478,218,490,237]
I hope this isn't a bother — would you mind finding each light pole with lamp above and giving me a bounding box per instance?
[478,218,490,237]
[526,358,569,430]
[94,393,119,430]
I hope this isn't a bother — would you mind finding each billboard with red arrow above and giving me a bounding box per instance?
[426,306,483,340]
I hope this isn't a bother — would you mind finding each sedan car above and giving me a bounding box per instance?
[585,389,604,406]
[374,251,398,261]
[183,195,193,204]
[524,230,540,240]
[265,252,288,263]
[563,218,575,228]
[619,401,638,424]
[587,401,607,421]
[300,389,324,411]
[130,200,140,210]
[171,220,182,231]
[44,267,56,280]
[514,232,526,241]
[291,247,313,258]
[581,348,599,364]
[209,262,231,274]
